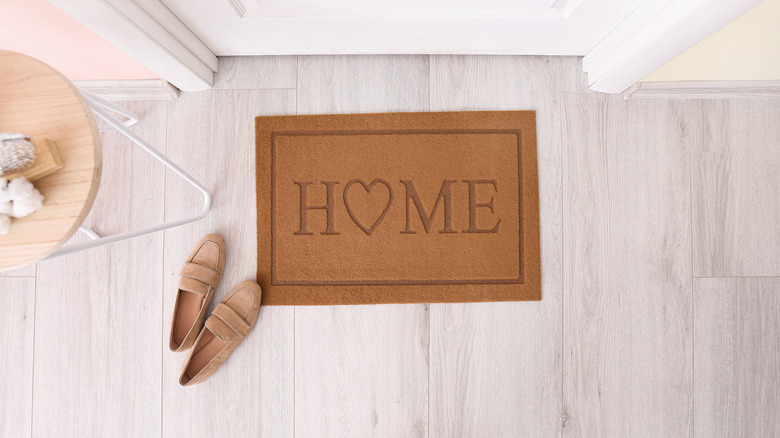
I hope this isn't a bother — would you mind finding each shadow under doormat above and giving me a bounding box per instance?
[255,111,540,305]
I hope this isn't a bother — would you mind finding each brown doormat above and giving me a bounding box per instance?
[255,111,540,305]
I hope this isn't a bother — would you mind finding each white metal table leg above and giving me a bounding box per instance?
[78,225,100,240]
[92,95,139,132]
[46,92,212,259]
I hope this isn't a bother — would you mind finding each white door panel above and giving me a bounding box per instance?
[239,0,558,11]
[161,0,646,56]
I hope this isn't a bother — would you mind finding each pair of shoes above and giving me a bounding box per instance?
[168,234,262,386]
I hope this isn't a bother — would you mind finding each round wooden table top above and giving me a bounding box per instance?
[0,51,102,271]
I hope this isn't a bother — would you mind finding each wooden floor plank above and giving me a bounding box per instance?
[294,55,430,438]
[561,94,693,437]
[32,101,166,436]
[296,55,429,115]
[161,89,296,437]
[691,100,780,276]
[214,56,297,90]
[0,263,35,276]
[0,277,35,438]
[295,304,430,437]
[427,55,584,437]
[694,277,780,437]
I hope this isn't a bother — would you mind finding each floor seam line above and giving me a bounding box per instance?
[30,273,38,438]
[560,92,566,438]
[161,99,170,438]
[689,101,696,438]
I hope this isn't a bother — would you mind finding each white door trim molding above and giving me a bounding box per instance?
[48,0,217,91]
[582,0,762,94]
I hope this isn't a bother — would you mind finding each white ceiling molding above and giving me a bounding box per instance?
[582,0,762,94]
[48,0,218,91]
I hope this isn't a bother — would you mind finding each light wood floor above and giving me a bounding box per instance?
[1,56,778,438]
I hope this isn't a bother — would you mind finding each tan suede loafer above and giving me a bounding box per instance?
[179,280,262,386]
[169,234,226,352]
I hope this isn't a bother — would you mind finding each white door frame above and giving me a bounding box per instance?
[48,0,217,91]
[49,0,761,94]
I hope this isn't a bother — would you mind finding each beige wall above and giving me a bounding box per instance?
[643,0,780,82]
[0,0,157,80]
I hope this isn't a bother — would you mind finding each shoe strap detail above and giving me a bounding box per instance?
[180,262,221,287]
[209,303,252,340]
[205,316,234,342]
[178,276,211,295]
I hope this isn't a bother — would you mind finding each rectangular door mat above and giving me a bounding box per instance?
[255,111,540,305]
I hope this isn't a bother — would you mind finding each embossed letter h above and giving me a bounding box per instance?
[294,181,340,235]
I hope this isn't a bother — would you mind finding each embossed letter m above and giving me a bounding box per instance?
[401,180,456,234]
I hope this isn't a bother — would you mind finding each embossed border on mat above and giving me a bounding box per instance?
[270,129,524,286]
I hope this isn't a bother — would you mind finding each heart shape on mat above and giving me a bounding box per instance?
[343,179,394,236]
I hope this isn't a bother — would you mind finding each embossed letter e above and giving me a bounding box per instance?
[294,181,340,235]
[464,180,501,233]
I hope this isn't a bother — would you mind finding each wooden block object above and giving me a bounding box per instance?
[3,138,64,181]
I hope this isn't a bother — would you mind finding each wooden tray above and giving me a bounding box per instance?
[0,50,102,271]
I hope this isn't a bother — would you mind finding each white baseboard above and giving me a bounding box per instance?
[623,80,780,100]
[74,79,180,101]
